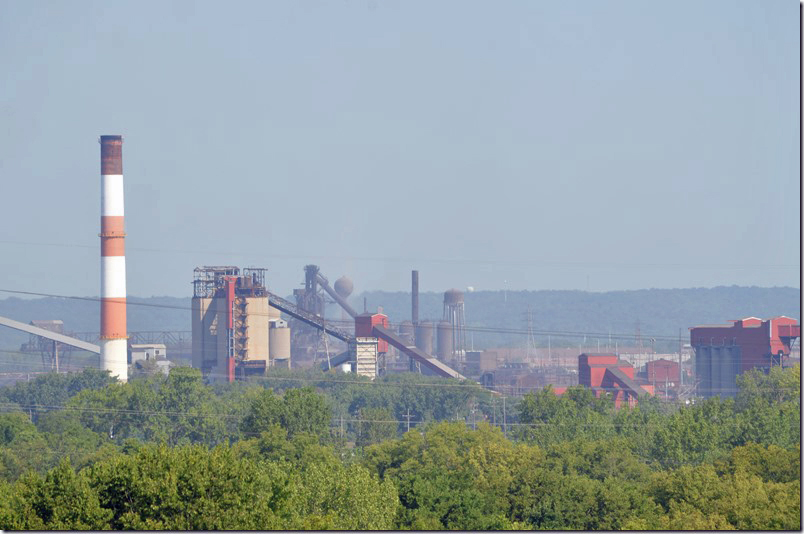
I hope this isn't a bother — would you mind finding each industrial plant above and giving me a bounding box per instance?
[0,135,798,404]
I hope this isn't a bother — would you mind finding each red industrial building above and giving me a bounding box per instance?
[578,353,654,408]
[355,313,390,354]
[690,316,800,398]
[645,358,680,385]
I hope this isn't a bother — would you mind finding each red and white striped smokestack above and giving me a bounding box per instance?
[99,135,128,382]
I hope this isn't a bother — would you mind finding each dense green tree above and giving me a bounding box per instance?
[0,413,53,481]
[87,443,287,530]
[354,406,397,447]
[286,460,398,529]
[648,396,736,469]
[241,386,331,440]
[1,458,111,530]
[721,442,800,484]
[0,369,114,422]
[648,463,800,530]
[280,387,331,438]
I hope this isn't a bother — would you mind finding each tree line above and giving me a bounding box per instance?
[0,364,799,530]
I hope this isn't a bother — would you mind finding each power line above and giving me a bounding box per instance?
[0,288,707,342]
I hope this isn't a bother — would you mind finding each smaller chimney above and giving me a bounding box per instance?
[412,270,419,325]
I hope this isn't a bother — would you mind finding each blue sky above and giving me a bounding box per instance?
[0,0,799,298]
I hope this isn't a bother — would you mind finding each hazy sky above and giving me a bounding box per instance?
[0,0,799,299]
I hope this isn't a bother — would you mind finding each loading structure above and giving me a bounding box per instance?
[191,264,469,383]
[192,266,272,381]
[312,310,466,381]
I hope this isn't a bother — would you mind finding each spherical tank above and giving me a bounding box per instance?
[436,320,454,360]
[334,276,354,298]
[415,321,434,355]
[269,325,291,362]
[444,288,464,306]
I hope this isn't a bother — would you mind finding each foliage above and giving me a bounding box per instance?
[0,369,115,422]
[354,406,397,447]
[0,364,799,530]
[87,443,286,529]
[241,386,331,439]
[3,458,112,530]
[68,367,227,446]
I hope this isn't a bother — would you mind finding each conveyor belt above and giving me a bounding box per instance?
[267,292,354,343]
[373,325,466,380]
[0,315,101,354]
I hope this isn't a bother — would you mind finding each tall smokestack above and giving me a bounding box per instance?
[412,270,419,325]
[99,135,128,382]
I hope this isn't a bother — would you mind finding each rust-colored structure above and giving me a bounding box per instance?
[355,313,390,353]
[645,358,680,385]
[690,316,800,398]
[578,353,653,408]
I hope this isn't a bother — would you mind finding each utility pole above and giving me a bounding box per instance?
[502,396,507,438]
[525,305,536,361]
[403,408,413,433]
[679,327,684,388]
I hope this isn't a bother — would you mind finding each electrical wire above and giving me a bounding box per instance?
[0,287,719,342]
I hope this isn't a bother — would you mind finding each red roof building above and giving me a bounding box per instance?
[578,353,653,408]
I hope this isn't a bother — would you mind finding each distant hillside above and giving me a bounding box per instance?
[0,286,798,353]
[357,286,800,351]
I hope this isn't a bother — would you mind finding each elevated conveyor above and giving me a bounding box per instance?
[373,325,466,380]
[0,315,101,354]
[316,273,358,318]
[323,350,352,369]
[267,291,354,343]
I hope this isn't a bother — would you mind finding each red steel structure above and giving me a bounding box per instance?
[578,353,653,408]
[99,135,128,382]
[690,316,800,398]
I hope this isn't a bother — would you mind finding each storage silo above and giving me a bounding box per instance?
[415,321,434,355]
[437,320,454,360]
[269,319,291,368]
[399,320,415,344]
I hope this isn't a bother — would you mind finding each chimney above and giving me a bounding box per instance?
[412,270,419,325]
[99,135,128,382]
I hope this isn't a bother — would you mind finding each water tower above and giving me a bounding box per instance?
[442,288,466,361]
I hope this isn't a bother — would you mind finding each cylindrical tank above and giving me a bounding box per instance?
[436,321,453,360]
[415,321,434,355]
[399,320,415,343]
[269,322,291,364]
[444,288,464,306]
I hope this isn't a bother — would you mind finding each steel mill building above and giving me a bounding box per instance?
[690,316,800,398]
